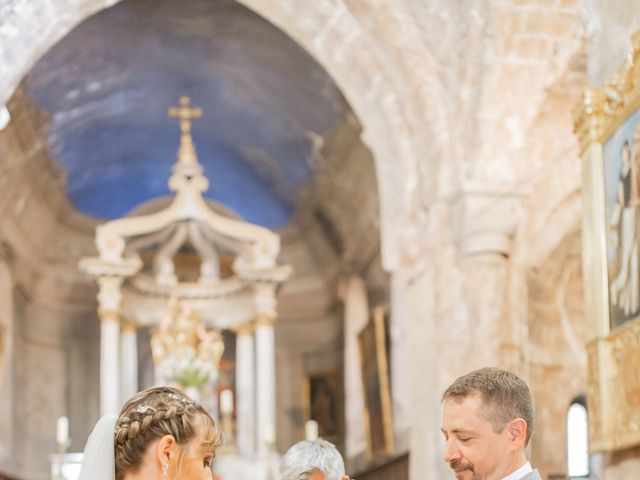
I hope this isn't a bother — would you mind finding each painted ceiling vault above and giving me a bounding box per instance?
[27,0,347,227]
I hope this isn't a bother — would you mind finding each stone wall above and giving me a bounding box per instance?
[527,232,587,478]
[0,86,98,479]
[579,0,640,85]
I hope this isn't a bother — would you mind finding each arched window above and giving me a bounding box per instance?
[567,396,589,478]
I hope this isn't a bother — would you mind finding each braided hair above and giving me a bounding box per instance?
[114,386,222,480]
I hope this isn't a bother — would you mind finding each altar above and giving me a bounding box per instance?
[52,97,291,480]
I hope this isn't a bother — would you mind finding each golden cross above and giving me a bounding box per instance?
[168,96,202,134]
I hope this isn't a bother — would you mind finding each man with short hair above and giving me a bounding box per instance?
[441,367,541,480]
[280,438,350,480]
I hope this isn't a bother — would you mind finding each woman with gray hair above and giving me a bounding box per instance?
[280,439,350,480]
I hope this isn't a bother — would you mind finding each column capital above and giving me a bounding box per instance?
[255,313,276,327]
[120,317,138,333]
[234,321,256,336]
[253,282,277,321]
[96,275,125,312]
[98,308,121,324]
[454,181,528,256]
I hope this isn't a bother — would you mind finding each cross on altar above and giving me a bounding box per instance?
[168,96,202,134]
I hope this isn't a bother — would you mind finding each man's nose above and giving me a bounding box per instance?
[443,438,462,464]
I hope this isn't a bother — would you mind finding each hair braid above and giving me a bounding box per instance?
[114,387,221,480]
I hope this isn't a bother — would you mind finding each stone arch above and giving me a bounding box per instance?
[0,0,438,271]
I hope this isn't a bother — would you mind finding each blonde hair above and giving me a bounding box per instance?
[114,386,222,480]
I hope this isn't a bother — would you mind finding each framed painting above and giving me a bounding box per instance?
[574,30,640,451]
[358,305,394,460]
[303,368,343,445]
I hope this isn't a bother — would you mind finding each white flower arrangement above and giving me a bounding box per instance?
[159,348,218,388]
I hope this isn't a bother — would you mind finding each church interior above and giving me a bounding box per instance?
[0,0,639,479]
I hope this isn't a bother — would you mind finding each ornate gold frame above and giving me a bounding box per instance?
[574,30,640,452]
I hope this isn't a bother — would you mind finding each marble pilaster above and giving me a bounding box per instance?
[253,282,277,457]
[255,314,276,457]
[120,319,138,403]
[97,276,124,415]
[235,322,256,458]
[339,275,369,463]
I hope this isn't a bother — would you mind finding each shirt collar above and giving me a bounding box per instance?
[501,462,532,480]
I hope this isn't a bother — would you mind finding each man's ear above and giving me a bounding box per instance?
[342,476,350,480]
[156,434,177,468]
[509,418,527,448]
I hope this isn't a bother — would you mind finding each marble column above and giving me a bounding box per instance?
[455,183,527,372]
[255,314,276,457]
[120,319,138,403]
[253,282,277,457]
[408,184,527,480]
[97,276,124,416]
[235,322,255,458]
[99,310,121,415]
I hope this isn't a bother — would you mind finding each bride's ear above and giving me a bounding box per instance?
[156,434,177,469]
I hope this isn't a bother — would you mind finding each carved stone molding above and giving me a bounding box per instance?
[455,181,528,257]
[96,276,126,313]
[233,321,256,336]
[253,282,278,321]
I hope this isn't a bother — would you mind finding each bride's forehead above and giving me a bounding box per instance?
[184,435,215,455]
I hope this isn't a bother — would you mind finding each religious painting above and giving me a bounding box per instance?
[303,368,343,445]
[575,30,640,452]
[358,305,394,459]
[603,108,640,329]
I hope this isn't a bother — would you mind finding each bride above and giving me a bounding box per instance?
[78,386,222,480]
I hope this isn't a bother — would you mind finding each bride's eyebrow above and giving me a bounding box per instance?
[200,442,216,456]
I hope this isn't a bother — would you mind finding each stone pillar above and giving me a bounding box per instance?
[389,269,411,452]
[339,275,369,466]
[255,316,275,457]
[120,319,138,403]
[408,185,526,480]
[97,276,124,416]
[235,322,255,458]
[253,282,277,457]
[454,183,528,372]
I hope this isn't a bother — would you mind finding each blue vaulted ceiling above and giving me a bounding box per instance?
[27,0,346,227]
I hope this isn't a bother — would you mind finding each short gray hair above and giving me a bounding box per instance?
[280,439,346,480]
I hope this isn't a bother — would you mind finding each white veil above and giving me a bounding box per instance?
[78,413,118,480]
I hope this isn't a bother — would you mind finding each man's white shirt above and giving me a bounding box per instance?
[501,462,532,480]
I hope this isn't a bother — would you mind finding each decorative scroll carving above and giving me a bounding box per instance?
[574,31,640,153]
[584,320,640,452]
[610,321,640,446]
